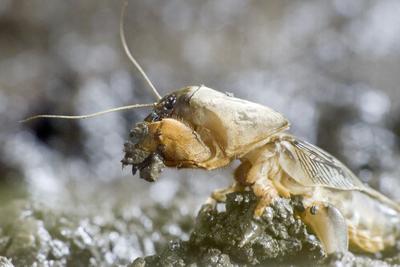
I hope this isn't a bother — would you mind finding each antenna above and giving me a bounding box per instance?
[20,1,162,123]
[120,0,162,100]
[20,103,155,123]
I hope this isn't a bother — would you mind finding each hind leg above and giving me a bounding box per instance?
[300,201,349,254]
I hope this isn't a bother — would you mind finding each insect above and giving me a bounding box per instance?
[23,1,400,256]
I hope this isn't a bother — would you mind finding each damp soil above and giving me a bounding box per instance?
[1,187,399,267]
[131,191,400,267]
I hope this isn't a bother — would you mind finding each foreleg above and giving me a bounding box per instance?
[138,118,231,169]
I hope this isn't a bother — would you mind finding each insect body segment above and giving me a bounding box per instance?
[124,86,400,254]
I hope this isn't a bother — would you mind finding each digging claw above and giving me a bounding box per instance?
[139,153,165,182]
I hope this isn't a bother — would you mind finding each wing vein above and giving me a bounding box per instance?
[288,137,364,190]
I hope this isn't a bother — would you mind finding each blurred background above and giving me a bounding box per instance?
[1,0,400,265]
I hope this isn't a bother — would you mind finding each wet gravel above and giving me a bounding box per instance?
[0,198,193,266]
[0,185,399,266]
[131,191,400,267]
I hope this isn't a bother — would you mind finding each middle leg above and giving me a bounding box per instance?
[244,153,282,218]
[205,182,245,206]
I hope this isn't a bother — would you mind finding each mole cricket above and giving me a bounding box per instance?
[23,1,400,255]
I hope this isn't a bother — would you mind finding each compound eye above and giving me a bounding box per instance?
[165,95,176,110]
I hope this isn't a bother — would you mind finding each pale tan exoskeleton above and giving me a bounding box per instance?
[23,1,400,256]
